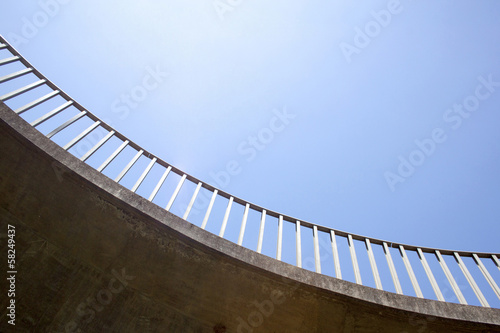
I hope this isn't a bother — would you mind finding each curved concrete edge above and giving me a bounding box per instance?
[1,102,499,329]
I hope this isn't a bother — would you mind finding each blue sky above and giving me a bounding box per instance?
[1,0,500,303]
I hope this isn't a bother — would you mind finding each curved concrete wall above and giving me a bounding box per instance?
[1,102,499,332]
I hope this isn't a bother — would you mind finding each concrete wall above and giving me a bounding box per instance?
[1,102,499,332]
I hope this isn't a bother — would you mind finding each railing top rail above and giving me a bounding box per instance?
[1,34,498,260]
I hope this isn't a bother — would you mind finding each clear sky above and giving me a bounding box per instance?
[1,1,499,301]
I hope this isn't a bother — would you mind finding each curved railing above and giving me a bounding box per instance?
[1,35,499,310]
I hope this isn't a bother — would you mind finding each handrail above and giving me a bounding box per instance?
[1,34,499,309]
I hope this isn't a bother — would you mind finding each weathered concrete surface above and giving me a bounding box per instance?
[0,101,499,333]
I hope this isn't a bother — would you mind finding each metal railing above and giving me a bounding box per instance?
[1,35,499,308]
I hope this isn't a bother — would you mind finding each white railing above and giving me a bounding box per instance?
[1,35,499,308]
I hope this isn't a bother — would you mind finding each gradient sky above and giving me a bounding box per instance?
[1,1,500,299]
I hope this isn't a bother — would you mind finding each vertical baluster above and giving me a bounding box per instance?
[15,90,59,114]
[166,174,187,211]
[219,196,234,237]
[0,56,19,66]
[330,230,341,279]
[80,131,115,162]
[348,234,362,285]
[492,255,500,271]
[383,242,402,294]
[365,239,382,290]
[148,166,171,201]
[183,182,202,220]
[0,79,46,101]
[435,250,467,305]
[256,210,266,253]
[313,226,321,273]
[46,111,86,139]
[296,221,302,268]
[237,203,250,246]
[131,157,157,192]
[399,245,423,298]
[97,141,129,172]
[472,254,500,301]
[276,215,283,261]
[201,190,218,230]
[63,121,101,150]
[31,101,73,127]
[0,68,32,84]
[454,252,489,307]
[115,149,144,182]
[417,248,444,301]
